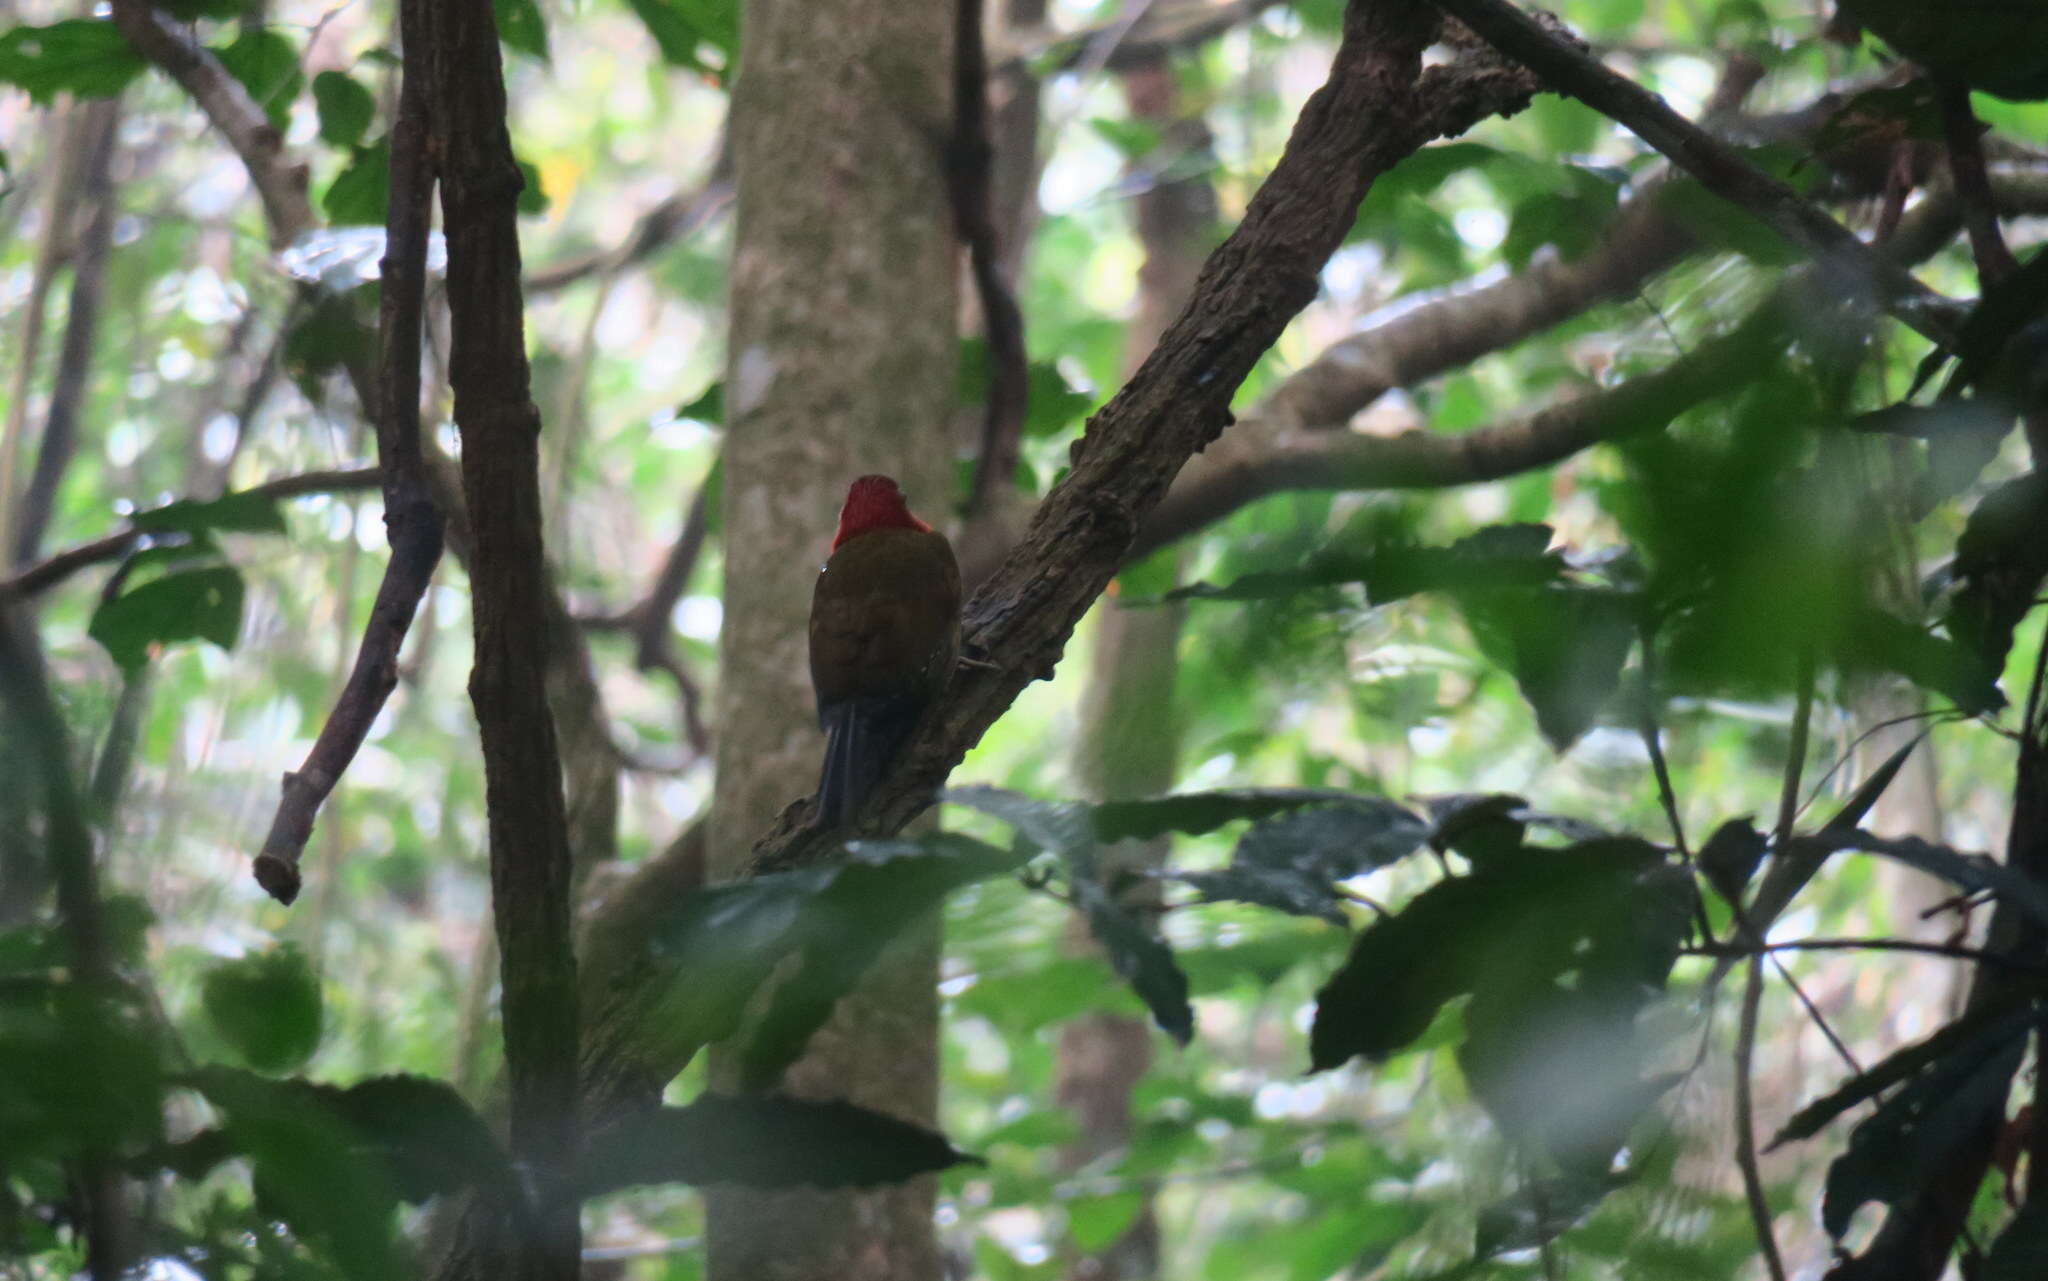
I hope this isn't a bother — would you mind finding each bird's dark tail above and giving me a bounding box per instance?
[815,694,923,829]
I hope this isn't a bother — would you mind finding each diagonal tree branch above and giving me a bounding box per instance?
[109,0,315,245]
[1429,0,1965,347]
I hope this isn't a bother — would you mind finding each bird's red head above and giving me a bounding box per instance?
[832,474,932,550]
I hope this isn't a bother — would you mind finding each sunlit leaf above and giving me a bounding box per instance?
[89,566,244,671]
[0,21,145,103]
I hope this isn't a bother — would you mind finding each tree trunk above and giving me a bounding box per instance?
[704,0,958,1277]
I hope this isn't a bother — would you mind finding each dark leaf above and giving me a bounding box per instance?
[89,566,244,671]
[212,30,302,133]
[312,71,376,148]
[201,944,323,1073]
[1089,787,1362,843]
[1843,605,2003,715]
[1165,523,1564,606]
[1234,798,1430,877]
[1823,737,1921,834]
[324,1075,518,1205]
[0,21,146,104]
[494,0,551,61]
[1838,0,2048,99]
[1822,1007,2029,1238]
[942,785,1095,860]
[1773,994,2039,1149]
[737,837,1025,1087]
[1173,864,1350,922]
[284,291,376,400]
[1698,817,1766,905]
[1944,472,2048,681]
[1072,876,1193,1045]
[579,1095,979,1195]
[1311,841,1671,1071]
[1424,793,1527,868]
[647,835,1023,1085]
[1458,586,1638,750]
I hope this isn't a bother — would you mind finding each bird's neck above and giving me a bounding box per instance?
[832,505,931,550]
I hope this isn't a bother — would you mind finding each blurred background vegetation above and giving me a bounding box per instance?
[3,0,2048,1278]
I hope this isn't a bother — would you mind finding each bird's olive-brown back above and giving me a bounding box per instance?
[808,526,961,716]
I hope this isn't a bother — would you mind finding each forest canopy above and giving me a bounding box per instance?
[3,1,2048,1280]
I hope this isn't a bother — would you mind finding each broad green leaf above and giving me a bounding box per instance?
[0,21,146,103]
[494,0,551,62]
[212,30,302,133]
[1088,787,1363,843]
[312,71,376,148]
[89,566,245,671]
[201,944,323,1073]
[1459,585,1638,751]
[323,138,391,227]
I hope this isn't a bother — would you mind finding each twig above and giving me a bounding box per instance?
[524,133,733,295]
[954,0,1032,520]
[1428,0,1963,348]
[252,34,443,905]
[1687,937,2040,971]
[0,467,382,601]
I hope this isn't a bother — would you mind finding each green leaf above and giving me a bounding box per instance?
[942,786,1193,1042]
[1945,473,2048,683]
[622,0,738,76]
[312,71,376,148]
[579,1095,980,1195]
[1458,586,1638,751]
[1066,1190,1146,1252]
[1310,840,1672,1071]
[201,944,323,1073]
[1698,817,1766,905]
[676,380,724,423]
[1656,177,1800,266]
[323,138,391,227]
[1174,800,1431,922]
[1073,875,1193,1045]
[1087,116,1162,160]
[133,491,288,539]
[212,30,303,133]
[1088,787,1364,843]
[735,837,1026,1087]
[0,21,147,103]
[515,157,548,215]
[645,835,1024,1086]
[177,1068,516,1279]
[89,566,245,671]
[1166,524,1565,606]
[494,0,551,62]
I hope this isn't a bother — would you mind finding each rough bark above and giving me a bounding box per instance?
[702,0,959,1276]
[425,0,581,1274]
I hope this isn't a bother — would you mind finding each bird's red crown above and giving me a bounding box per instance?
[832,474,932,550]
